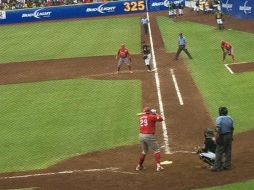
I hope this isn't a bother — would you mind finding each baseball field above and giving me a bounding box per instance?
[0,9,254,190]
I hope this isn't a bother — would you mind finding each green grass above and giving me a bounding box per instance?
[157,16,254,133]
[0,79,141,172]
[0,17,140,64]
[195,179,254,190]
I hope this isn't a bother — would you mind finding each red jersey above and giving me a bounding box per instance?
[139,113,163,134]
[118,48,129,58]
[221,41,232,50]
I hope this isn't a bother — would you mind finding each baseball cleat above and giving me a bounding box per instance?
[210,166,222,172]
[136,164,144,171]
[151,68,157,72]
[156,165,164,171]
[147,70,152,72]
[129,71,133,74]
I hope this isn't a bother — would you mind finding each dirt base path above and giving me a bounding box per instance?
[0,9,254,190]
[228,62,254,73]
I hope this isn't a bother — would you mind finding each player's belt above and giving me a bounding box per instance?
[221,132,232,135]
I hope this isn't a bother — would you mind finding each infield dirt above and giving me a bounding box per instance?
[0,9,254,190]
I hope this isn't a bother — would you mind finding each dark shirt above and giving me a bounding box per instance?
[143,44,151,55]
[172,3,176,9]
[179,3,184,9]
[202,138,216,153]
[215,12,223,19]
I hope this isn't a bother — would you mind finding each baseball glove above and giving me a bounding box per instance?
[194,146,202,154]
[143,55,148,60]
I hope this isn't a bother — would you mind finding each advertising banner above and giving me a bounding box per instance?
[220,0,254,19]
[148,0,185,12]
[0,0,187,24]
[0,0,146,24]
[0,10,6,19]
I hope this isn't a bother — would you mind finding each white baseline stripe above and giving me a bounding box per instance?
[146,11,170,154]
[170,69,184,105]
[225,64,234,74]
[230,61,247,65]
[0,167,137,180]
[170,150,196,154]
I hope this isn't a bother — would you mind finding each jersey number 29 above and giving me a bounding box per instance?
[140,118,148,127]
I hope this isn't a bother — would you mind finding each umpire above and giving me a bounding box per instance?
[175,33,193,60]
[212,106,234,171]
[141,16,149,35]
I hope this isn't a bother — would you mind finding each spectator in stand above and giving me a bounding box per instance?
[172,1,177,17]
[195,0,200,13]
[204,0,213,14]
[178,0,184,16]
[191,0,196,11]
[1,0,117,10]
[168,2,174,17]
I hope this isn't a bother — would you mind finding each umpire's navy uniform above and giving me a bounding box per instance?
[141,17,149,35]
[213,107,234,171]
[175,33,193,60]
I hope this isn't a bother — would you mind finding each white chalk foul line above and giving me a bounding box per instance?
[147,11,170,154]
[160,145,196,154]
[225,64,234,74]
[170,150,196,154]
[230,61,249,65]
[0,167,137,180]
[170,69,184,105]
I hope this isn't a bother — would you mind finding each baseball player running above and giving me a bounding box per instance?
[142,41,156,72]
[136,107,164,172]
[116,43,133,74]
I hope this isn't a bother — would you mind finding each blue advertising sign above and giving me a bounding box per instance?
[220,0,254,19]
[148,0,185,12]
[0,0,188,24]
[0,0,146,24]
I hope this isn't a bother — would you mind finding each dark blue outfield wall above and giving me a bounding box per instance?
[220,0,254,19]
[0,0,184,24]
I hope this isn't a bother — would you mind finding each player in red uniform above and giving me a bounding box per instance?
[136,107,164,171]
[221,40,236,63]
[115,43,133,74]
